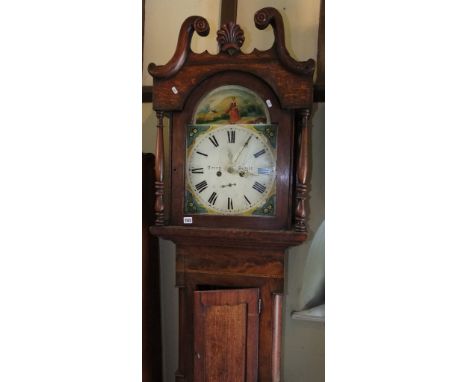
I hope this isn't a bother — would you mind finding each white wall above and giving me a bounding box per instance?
[143,1,324,380]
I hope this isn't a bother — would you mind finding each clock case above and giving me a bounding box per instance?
[148,7,314,382]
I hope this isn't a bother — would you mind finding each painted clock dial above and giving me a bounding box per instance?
[185,85,278,216]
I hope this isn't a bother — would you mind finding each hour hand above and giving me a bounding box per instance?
[239,169,258,177]
[239,167,273,177]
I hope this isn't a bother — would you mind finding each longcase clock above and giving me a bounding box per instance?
[148,7,314,382]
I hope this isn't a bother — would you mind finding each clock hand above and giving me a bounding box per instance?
[232,135,252,164]
[230,163,269,177]
[237,162,271,177]
[220,183,237,188]
[238,169,258,177]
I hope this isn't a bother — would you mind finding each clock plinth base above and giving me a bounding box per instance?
[150,225,306,382]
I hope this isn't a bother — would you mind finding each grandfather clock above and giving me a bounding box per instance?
[148,7,314,382]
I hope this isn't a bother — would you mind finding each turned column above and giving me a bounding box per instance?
[154,111,165,226]
[295,109,311,232]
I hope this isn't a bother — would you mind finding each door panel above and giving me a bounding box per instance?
[194,288,259,382]
[205,304,246,381]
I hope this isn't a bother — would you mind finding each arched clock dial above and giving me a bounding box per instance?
[186,124,276,215]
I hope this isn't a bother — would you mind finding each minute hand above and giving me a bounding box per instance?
[232,135,252,164]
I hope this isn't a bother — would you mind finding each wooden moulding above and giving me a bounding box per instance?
[147,7,314,111]
[142,85,325,104]
[150,226,307,250]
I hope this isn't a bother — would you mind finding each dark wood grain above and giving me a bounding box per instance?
[143,84,324,104]
[150,49,313,111]
[179,247,284,279]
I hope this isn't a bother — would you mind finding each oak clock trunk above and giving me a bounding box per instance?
[148,7,314,382]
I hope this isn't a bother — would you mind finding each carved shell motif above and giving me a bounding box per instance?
[217,22,245,55]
